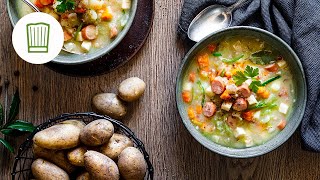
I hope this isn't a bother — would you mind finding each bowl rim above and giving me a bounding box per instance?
[176,26,307,158]
[6,0,138,65]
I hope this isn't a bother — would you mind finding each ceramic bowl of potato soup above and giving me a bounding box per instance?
[176,26,307,158]
[7,0,137,64]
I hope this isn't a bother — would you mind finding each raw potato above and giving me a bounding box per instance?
[33,144,76,173]
[84,151,119,180]
[67,146,87,166]
[60,120,86,129]
[118,77,146,102]
[118,147,147,180]
[31,158,69,180]
[33,123,82,150]
[76,172,90,180]
[101,133,133,160]
[92,93,127,119]
[80,119,114,146]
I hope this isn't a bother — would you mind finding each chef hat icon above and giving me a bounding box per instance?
[26,22,50,53]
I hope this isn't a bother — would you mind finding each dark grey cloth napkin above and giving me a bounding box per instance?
[178,0,320,152]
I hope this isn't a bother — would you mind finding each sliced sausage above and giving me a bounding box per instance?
[202,102,217,117]
[237,84,251,98]
[226,115,237,129]
[81,25,97,40]
[211,78,225,94]
[232,98,248,111]
[264,63,278,72]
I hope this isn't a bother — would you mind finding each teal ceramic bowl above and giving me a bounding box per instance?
[6,0,137,64]
[176,26,307,158]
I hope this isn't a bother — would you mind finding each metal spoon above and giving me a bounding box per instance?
[21,0,82,54]
[188,0,248,42]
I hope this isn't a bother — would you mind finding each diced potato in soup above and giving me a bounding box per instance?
[15,0,132,54]
[181,36,294,148]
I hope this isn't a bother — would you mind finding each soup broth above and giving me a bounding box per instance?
[181,36,294,148]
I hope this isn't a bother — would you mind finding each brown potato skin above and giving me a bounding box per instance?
[33,144,76,173]
[60,120,86,129]
[118,77,146,102]
[80,119,114,146]
[67,146,87,166]
[31,158,69,180]
[100,133,133,160]
[92,93,127,119]
[84,151,119,180]
[118,147,147,180]
[76,172,90,180]
[33,124,81,150]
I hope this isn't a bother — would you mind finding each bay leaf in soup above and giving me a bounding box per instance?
[250,50,276,65]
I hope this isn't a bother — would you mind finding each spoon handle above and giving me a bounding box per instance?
[226,0,248,13]
[21,0,41,12]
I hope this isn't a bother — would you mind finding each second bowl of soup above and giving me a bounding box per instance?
[7,0,137,64]
[176,26,307,158]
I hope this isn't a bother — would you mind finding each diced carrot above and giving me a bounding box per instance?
[257,87,270,99]
[242,111,254,122]
[64,31,72,42]
[277,119,286,130]
[197,53,209,69]
[182,91,192,103]
[101,8,113,21]
[208,72,216,82]
[34,0,44,8]
[207,44,217,52]
[75,7,86,13]
[220,90,231,101]
[195,105,202,114]
[187,107,196,119]
[189,72,196,82]
[40,0,53,6]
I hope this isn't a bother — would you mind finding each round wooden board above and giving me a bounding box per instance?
[46,0,154,77]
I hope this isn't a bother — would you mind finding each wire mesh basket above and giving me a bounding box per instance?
[11,112,154,180]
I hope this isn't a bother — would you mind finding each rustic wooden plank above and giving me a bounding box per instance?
[1,0,320,180]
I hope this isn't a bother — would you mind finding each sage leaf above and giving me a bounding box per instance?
[8,90,20,123]
[0,138,14,153]
[7,120,36,132]
[250,50,276,65]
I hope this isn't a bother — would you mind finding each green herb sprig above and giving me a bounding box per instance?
[222,54,244,64]
[0,90,36,153]
[196,81,205,107]
[56,0,76,13]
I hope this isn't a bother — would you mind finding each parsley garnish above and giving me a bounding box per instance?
[56,0,76,13]
[244,65,259,78]
[233,65,259,86]
[249,80,262,93]
[233,71,248,86]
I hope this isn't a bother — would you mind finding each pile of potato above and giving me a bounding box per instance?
[31,119,147,180]
[92,77,146,119]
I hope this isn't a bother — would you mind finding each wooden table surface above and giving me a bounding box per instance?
[1,0,320,179]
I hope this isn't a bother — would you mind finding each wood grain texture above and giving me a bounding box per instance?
[1,0,320,180]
